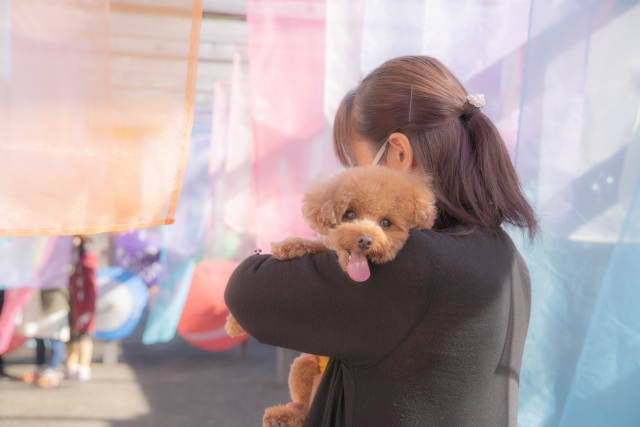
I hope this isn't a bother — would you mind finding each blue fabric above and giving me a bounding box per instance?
[94,267,148,342]
[512,1,640,426]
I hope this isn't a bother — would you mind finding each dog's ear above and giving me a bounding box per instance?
[410,174,438,230]
[302,174,349,234]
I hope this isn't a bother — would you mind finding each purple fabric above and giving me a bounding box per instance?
[114,229,163,288]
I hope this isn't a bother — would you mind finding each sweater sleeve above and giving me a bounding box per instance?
[224,230,438,367]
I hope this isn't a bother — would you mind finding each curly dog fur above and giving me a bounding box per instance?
[225,166,437,427]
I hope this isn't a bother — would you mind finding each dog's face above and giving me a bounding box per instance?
[302,166,437,282]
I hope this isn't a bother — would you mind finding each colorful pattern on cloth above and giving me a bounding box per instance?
[142,117,211,344]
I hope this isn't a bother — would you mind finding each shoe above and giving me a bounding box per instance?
[18,367,42,384]
[65,365,79,380]
[36,368,62,388]
[78,365,92,382]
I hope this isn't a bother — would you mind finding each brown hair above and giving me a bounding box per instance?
[333,56,538,239]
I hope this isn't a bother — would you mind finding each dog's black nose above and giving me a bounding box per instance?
[357,234,373,251]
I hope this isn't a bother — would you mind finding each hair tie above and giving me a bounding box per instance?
[461,93,485,121]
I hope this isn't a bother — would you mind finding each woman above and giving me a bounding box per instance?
[225,56,536,427]
[66,235,97,382]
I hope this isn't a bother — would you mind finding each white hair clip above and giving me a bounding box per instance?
[466,94,485,108]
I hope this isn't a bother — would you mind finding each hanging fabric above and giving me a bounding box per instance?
[0,0,202,236]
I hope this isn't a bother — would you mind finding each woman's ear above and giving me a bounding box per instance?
[302,174,346,234]
[386,133,414,171]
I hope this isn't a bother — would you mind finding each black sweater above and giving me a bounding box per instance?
[225,227,531,427]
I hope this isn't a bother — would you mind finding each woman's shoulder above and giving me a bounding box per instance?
[416,225,517,251]
[413,226,526,279]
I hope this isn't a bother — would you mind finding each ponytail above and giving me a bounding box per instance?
[465,112,538,239]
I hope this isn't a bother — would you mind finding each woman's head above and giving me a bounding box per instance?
[333,56,537,238]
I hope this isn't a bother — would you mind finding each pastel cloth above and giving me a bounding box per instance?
[511,2,640,426]
[247,0,338,252]
[142,126,211,344]
[0,0,201,236]
[0,237,72,290]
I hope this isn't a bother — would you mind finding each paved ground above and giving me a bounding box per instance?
[0,332,292,427]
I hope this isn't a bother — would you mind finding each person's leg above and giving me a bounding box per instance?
[79,336,93,366]
[36,338,46,367]
[37,339,64,388]
[77,336,93,381]
[0,354,8,381]
[66,340,79,371]
[48,339,64,371]
[18,339,45,383]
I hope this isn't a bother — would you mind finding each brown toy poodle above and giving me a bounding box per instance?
[226,165,438,427]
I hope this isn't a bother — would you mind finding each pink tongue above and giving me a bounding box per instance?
[347,252,370,282]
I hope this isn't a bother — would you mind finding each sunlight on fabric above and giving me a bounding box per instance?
[0,0,201,236]
[247,0,338,252]
[513,1,640,426]
[422,0,531,156]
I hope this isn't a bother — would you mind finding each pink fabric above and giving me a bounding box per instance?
[224,49,255,236]
[248,0,338,251]
[0,287,33,354]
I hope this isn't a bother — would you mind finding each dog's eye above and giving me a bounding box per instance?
[380,219,391,229]
[344,210,357,220]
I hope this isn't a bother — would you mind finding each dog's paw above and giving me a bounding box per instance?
[271,238,329,261]
[225,314,245,337]
[263,404,307,427]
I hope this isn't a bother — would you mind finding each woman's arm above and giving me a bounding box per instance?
[224,230,437,367]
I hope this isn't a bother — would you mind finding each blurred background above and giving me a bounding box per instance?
[0,0,639,426]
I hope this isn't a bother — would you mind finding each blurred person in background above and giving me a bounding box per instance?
[0,289,9,382]
[65,235,97,382]
[18,286,70,388]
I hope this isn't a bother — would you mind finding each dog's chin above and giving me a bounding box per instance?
[345,250,370,282]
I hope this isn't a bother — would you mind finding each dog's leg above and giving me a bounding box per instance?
[288,354,321,406]
[271,237,330,261]
[225,314,245,337]
[262,354,321,427]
